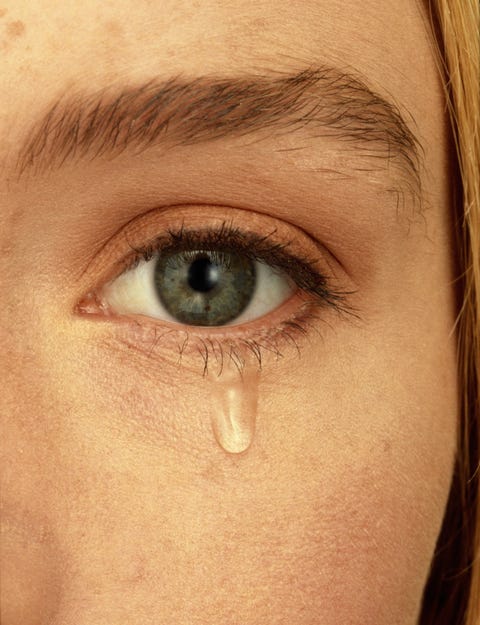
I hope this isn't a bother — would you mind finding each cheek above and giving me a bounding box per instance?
[248,332,456,624]
[4,329,456,625]
[0,525,61,625]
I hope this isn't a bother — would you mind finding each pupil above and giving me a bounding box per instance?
[187,256,219,293]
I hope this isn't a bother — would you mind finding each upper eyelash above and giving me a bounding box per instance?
[123,220,352,314]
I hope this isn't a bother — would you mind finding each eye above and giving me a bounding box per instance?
[102,247,295,327]
[77,214,352,371]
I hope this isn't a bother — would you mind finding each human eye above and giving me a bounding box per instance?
[76,207,352,372]
[102,232,296,327]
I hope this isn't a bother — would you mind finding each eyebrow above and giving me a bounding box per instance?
[15,66,422,190]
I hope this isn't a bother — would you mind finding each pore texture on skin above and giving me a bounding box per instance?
[0,1,457,624]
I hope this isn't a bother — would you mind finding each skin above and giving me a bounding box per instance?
[0,1,458,624]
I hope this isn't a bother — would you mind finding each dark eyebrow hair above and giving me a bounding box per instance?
[15,66,422,190]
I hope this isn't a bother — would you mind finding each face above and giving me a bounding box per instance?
[1,1,458,624]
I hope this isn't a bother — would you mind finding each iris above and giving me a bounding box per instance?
[154,251,256,326]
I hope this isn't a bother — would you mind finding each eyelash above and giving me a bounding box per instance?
[124,221,345,302]
[100,220,353,374]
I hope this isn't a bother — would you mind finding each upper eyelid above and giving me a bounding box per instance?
[78,205,326,284]
[124,226,313,275]
[116,223,352,315]
[77,205,356,317]
[124,225,311,281]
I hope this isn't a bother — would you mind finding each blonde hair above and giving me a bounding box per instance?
[420,1,480,624]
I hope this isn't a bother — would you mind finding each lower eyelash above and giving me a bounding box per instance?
[192,320,309,377]
[108,297,332,377]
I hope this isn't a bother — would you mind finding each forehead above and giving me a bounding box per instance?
[0,0,445,193]
[0,1,439,113]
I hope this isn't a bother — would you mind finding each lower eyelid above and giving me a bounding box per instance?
[93,292,327,375]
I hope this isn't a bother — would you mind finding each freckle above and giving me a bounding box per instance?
[0,8,7,18]
[104,19,124,38]
[6,20,25,37]
[251,17,268,31]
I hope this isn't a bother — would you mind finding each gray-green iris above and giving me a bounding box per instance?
[154,251,256,326]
